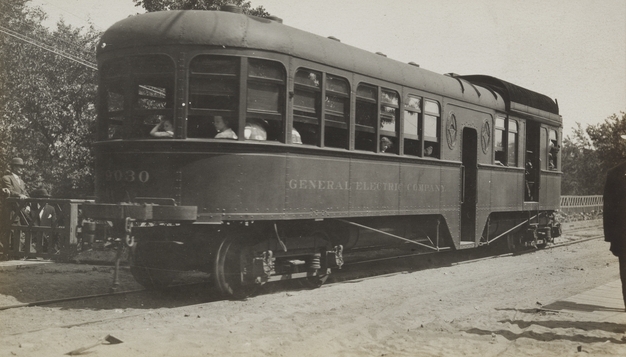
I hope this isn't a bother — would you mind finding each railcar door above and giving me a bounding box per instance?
[525,121,540,201]
[461,128,478,243]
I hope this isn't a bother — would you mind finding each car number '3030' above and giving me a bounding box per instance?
[105,170,150,183]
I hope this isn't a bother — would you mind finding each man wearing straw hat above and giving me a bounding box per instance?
[1,157,29,199]
[603,138,626,311]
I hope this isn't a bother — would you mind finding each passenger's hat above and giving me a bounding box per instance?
[10,157,24,166]
[31,188,51,198]
[621,135,626,140]
[381,137,392,144]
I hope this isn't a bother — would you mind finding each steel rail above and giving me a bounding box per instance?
[0,226,603,320]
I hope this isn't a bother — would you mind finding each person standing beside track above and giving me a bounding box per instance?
[1,158,30,251]
[603,158,626,311]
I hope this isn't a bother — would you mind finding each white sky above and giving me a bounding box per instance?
[30,0,626,138]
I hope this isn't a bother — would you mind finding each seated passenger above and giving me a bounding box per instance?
[424,145,434,157]
[244,119,267,141]
[292,128,302,144]
[214,116,238,139]
[150,119,174,138]
[380,136,393,153]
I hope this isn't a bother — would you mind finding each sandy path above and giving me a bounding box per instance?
[1,230,624,356]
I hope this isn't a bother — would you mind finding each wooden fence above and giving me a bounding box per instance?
[0,198,93,261]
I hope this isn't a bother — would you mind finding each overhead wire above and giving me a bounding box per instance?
[0,25,97,70]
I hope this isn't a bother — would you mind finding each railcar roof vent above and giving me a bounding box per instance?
[408,62,420,67]
[328,36,341,42]
[221,4,242,13]
[375,52,387,57]
[267,15,283,23]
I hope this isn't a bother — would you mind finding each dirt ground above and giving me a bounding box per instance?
[1,224,625,357]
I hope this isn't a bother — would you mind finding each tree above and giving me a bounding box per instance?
[133,0,269,16]
[561,112,626,195]
[0,0,100,198]
[561,123,602,195]
[587,112,626,173]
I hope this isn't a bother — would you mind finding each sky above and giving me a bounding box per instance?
[29,0,626,138]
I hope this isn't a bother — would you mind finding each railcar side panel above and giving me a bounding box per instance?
[285,155,351,216]
[348,158,402,215]
[488,169,525,211]
[181,154,288,221]
[540,172,561,209]
[96,150,178,204]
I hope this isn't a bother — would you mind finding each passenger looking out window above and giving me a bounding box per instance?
[423,100,440,158]
[424,145,433,157]
[291,128,302,144]
[245,119,267,141]
[380,136,393,153]
[214,116,238,139]
[150,119,174,138]
[494,117,506,165]
[548,129,559,170]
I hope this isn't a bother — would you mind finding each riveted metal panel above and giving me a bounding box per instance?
[399,163,445,212]
[490,169,524,210]
[181,153,287,221]
[349,158,401,215]
[285,155,351,217]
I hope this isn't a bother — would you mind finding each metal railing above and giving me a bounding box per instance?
[0,198,93,261]
[560,195,603,214]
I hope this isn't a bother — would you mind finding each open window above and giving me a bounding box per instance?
[293,68,321,145]
[548,129,559,170]
[494,116,506,165]
[508,120,518,166]
[355,84,377,151]
[246,59,286,142]
[423,100,440,158]
[403,95,421,156]
[187,55,239,138]
[379,89,399,154]
[101,55,175,140]
[324,74,349,149]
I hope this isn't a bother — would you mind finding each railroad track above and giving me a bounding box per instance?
[0,224,605,321]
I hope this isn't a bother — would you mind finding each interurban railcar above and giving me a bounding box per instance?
[83,7,562,297]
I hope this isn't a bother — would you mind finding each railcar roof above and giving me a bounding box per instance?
[460,75,559,115]
[98,10,558,121]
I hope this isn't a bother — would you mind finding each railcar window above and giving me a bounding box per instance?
[508,120,518,166]
[324,74,349,149]
[423,100,440,158]
[380,89,399,154]
[403,96,421,156]
[100,55,175,140]
[188,56,239,138]
[494,117,506,165]
[293,69,321,145]
[548,129,559,170]
[246,59,285,142]
[355,84,377,151]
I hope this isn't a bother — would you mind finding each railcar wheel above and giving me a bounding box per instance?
[214,237,257,299]
[129,243,176,289]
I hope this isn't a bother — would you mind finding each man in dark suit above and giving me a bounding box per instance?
[603,160,626,311]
